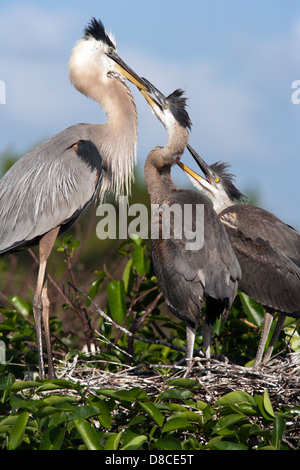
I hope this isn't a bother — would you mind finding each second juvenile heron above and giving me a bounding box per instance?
[0,18,149,378]
[141,82,241,367]
[179,145,300,367]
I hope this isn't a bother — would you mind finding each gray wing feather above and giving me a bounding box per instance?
[0,124,102,253]
[151,190,241,329]
[220,205,300,315]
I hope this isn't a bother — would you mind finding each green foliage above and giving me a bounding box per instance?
[0,373,297,450]
[0,234,299,450]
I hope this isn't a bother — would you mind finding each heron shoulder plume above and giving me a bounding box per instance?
[84,18,116,49]
[211,161,244,201]
[167,89,192,130]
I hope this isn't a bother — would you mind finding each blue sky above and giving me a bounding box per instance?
[1,0,300,228]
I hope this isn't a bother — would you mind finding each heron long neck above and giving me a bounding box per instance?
[70,64,137,200]
[145,124,188,205]
[97,80,138,199]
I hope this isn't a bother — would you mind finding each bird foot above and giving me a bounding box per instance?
[184,356,204,377]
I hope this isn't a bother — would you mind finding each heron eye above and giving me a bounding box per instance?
[108,47,114,55]
[164,103,168,109]
[215,177,220,183]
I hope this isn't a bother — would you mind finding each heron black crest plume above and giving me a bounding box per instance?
[84,17,116,49]
[210,161,244,202]
[167,89,192,130]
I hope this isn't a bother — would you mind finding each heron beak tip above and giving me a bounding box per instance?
[177,161,205,182]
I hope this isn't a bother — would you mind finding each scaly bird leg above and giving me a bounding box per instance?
[262,313,286,365]
[202,319,212,362]
[184,325,196,377]
[33,227,60,379]
[253,309,274,369]
[186,325,196,366]
[33,259,48,379]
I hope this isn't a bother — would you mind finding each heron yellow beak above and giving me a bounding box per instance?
[107,49,149,91]
[140,89,160,108]
[115,63,149,91]
[177,161,205,182]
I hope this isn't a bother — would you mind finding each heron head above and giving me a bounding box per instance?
[178,145,244,213]
[69,18,149,94]
[139,78,192,134]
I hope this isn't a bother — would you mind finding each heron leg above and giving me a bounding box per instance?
[41,280,56,379]
[33,227,59,379]
[202,320,212,361]
[186,325,196,366]
[262,313,286,365]
[253,309,273,369]
[183,325,196,377]
[33,260,47,379]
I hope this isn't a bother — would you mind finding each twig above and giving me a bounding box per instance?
[63,246,95,352]
[73,285,186,354]
[113,272,145,346]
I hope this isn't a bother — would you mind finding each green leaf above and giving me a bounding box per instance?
[167,377,200,389]
[86,274,106,307]
[8,296,32,317]
[36,379,81,392]
[9,411,29,449]
[215,390,256,407]
[196,401,215,423]
[39,426,66,450]
[73,419,103,450]
[213,414,246,435]
[129,234,143,246]
[162,417,194,433]
[132,245,147,276]
[71,405,101,421]
[0,372,15,391]
[263,389,275,418]
[107,280,126,324]
[254,394,274,421]
[154,437,182,450]
[122,258,134,293]
[238,291,265,327]
[138,401,164,427]
[272,414,285,449]
[120,435,147,450]
[10,380,42,392]
[170,411,203,424]
[160,388,194,401]
[97,387,148,403]
[104,431,123,450]
[210,440,248,450]
[88,398,112,428]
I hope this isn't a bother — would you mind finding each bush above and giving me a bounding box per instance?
[0,235,299,450]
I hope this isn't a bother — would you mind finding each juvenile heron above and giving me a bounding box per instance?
[179,145,300,367]
[0,18,149,378]
[141,81,241,367]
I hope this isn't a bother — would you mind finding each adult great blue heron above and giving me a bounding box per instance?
[179,145,300,367]
[0,18,149,379]
[141,81,241,368]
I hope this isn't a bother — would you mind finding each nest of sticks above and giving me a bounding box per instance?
[51,292,300,447]
[57,351,300,406]
[55,350,300,448]
[59,291,300,408]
